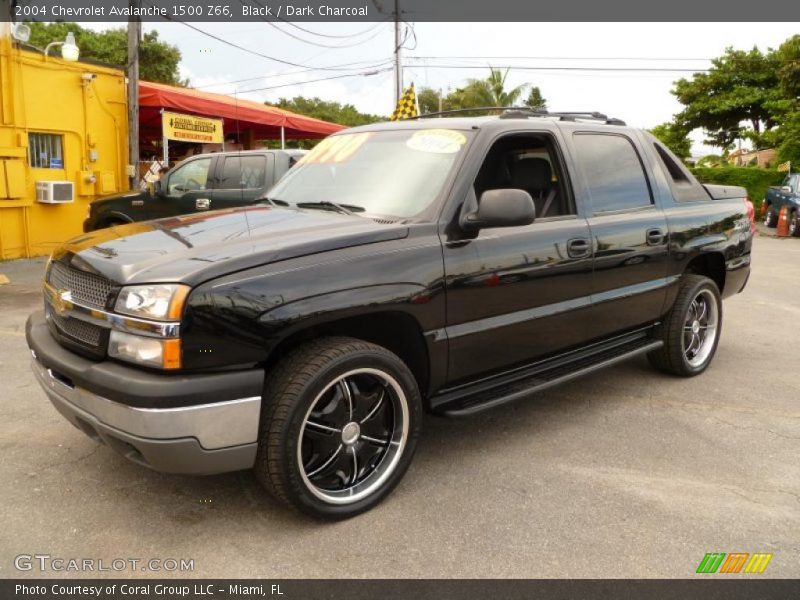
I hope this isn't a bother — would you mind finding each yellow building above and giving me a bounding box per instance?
[0,26,128,259]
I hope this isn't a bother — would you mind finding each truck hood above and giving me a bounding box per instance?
[53,206,409,286]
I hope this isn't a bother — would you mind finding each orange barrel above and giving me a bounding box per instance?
[777,206,791,237]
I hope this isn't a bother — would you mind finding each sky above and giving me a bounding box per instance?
[82,21,800,156]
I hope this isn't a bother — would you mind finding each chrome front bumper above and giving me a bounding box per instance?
[31,358,260,475]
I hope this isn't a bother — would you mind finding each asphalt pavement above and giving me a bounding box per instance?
[0,232,798,578]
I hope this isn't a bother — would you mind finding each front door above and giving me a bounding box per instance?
[149,156,216,220]
[443,132,595,384]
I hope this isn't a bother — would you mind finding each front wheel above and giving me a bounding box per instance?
[648,275,722,377]
[254,337,422,519]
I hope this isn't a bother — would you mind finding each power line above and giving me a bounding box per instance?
[403,62,716,73]
[264,19,389,49]
[241,0,392,49]
[236,67,393,94]
[407,54,799,63]
[143,0,387,73]
[277,16,387,39]
[176,21,358,71]
[195,59,395,89]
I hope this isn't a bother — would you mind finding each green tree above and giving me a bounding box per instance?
[262,96,383,148]
[649,122,692,159]
[418,87,458,114]
[27,22,185,85]
[672,47,781,149]
[523,86,547,111]
[776,35,800,100]
[775,111,800,165]
[266,96,383,127]
[455,68,527,108]
[772,36,800,165]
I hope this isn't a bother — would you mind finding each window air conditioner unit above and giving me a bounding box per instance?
[36,181,74,204]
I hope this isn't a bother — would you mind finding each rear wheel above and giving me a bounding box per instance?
[254,337,422,519]
[790,211,800,237]
[648,275,722,377]
[764,207,778,228]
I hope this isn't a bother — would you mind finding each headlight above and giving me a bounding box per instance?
[109,330,181,369]
[115,284,190,321]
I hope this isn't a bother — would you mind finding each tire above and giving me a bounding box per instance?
[254,336,422,519]
[764,207,778,228]
[648,275,722,377]
[790,211,800,238]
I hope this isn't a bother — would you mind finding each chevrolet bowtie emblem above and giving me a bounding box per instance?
[52,289,72,316]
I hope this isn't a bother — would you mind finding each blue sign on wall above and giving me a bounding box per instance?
[49,158,63,169]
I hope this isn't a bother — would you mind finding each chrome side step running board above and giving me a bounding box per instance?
[433,332,662,417]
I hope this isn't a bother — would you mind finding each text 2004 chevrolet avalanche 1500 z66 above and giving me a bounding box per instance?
[26,110,754,519]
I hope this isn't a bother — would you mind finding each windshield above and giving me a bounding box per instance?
[267,129,471,218]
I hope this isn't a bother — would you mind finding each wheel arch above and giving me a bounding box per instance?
[95,211,134,229]
[685,252,726,294]
[263,310,431,403]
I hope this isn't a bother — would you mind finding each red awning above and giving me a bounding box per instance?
[138,80,345,141]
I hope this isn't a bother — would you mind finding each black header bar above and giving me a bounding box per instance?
[4,0,800,22]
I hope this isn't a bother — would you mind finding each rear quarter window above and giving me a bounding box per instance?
[651,139,708,202]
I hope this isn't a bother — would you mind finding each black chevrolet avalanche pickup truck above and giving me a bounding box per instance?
[83,149,306,231]
[27,111,755,519]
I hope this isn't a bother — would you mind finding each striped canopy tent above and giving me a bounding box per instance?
[138,80,345,151]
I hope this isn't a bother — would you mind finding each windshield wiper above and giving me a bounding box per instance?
[257,197,289,207]
[296,201,365,216]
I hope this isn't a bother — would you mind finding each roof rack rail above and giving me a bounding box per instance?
[412,107,625,126]
[545,111,627,126]
[412,107,530,119]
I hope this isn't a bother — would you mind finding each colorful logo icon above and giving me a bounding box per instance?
[696,552,773,574]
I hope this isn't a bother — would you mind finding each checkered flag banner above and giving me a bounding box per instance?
[777,160,791,173]
[391,83,419,121]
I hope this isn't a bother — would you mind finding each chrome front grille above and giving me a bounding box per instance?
[48,309,104,347]
[47,261,111,309]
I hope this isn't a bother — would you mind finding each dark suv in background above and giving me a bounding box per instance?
[84,149,305,231]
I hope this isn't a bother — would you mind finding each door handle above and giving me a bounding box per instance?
[196,198,211,210]
[646,228,664,245]
[567,237,591,259]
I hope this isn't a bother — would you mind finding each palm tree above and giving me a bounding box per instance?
[457,68,527,108]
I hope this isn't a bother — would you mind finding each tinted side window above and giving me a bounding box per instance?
[653,143,689,183]
[220,155,267,189]
[573,133,652,212]
[167,157,212,193]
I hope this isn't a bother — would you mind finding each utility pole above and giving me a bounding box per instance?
[394,0,402,104]
[126,0,141,190]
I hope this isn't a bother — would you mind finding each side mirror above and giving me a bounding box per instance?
[461,189,536,230]
[780,185,793,194]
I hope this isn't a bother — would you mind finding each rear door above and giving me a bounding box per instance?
[211,153,274,210]
[150,156,216,220]
[568,131,670,338]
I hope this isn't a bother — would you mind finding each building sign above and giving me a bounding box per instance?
[161,111,223,144]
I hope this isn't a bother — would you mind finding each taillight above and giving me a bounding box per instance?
[745,198,756,234]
